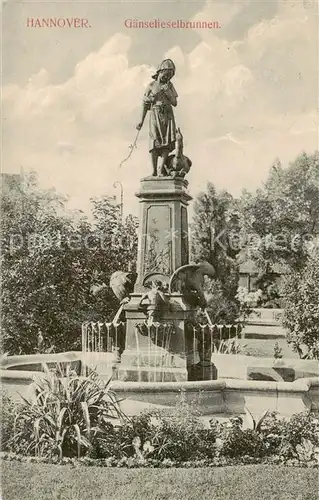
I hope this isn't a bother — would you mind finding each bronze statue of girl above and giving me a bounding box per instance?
[136,59,178,176]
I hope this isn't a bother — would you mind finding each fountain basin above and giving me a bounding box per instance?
[111,377,319,422]
[1,351,318,424]
[2,368,318,424]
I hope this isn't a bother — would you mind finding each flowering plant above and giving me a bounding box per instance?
[236,286,263,322]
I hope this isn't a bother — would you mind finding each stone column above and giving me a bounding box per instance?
[134,176,192,291]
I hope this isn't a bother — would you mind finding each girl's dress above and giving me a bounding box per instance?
[143,80,178,153]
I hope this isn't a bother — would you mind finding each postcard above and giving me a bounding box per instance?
[1,1,318,499]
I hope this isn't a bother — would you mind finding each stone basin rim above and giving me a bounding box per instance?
[111,377,319,393]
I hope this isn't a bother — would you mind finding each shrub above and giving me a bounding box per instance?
[93,395,218,462]
[205,279,241,325]
[213,338,244,355]
[147,406,217,461]
[236,287,262,324]
[273,342,283,359]
[6,372,319,467]
[9,364,126,459]
[209,411,319,463]
[209,417,266,459]
[90,413,157,459]
[1,389,16,451]
[253,276,282,309]
[282,250,319,359]
[240,409,319,466]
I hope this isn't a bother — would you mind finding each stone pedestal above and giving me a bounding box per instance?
[134,176,192,291]
[118,293,197,382]
[188,363,218,381]
[115,175,217,382]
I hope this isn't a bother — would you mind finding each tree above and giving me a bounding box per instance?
[191,182,240,323]
[1,174,138,354]
[2,174,91,353]
[238,152,319,274]
[282,248,319,359]
[85,196,138,322]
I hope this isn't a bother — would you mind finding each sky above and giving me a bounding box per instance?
[2,0,318,216]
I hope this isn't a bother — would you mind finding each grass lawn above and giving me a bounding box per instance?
[1,462,318,500]
[239,338,297,358]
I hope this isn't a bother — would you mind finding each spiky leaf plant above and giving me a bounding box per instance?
[9,363,126,459]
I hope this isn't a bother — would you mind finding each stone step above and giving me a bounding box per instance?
[242,324,287,339]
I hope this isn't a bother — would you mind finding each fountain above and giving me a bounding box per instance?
[1,60,318,419]
[115,175,219,383]
[81,59,319,421]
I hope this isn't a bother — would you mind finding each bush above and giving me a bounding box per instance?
[8,365,126,459]
[90,413,157,459]
[212,338,244,355]
[146,404,217,461]
[1,389,16,451]
[282,250,319,359]
[208,411,319,464]
[7,373,319,467]
[91,396,218,462]
[204,279,241,325]
[209,417,266,459]
[236,287,262,322]
[259,411,319,463]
